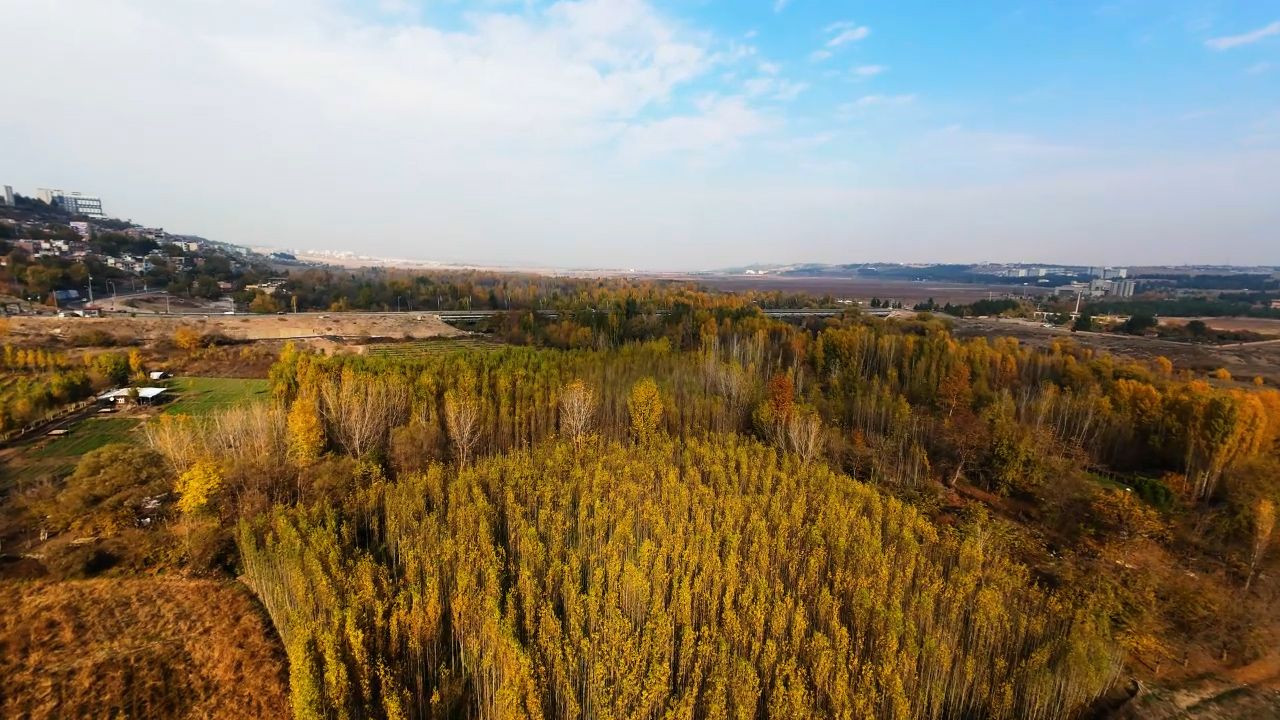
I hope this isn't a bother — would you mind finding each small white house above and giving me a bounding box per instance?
[148,371,172,381]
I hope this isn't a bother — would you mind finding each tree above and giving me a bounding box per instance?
[1246,499,1276,592]
[1121,313,1157,335]
[319,371,410,459]
[786,408,823,463]
[1073,313,1094,332]
[626,377,664,442]
[127,348,145,378]
[250,292,282,314]
[558,379,596,452]
[175,459,224,515]
[287,392,325,465]
[89,352,130,386]
[937,362,972,418]
[444,389,482,468]
[174,327,203,352]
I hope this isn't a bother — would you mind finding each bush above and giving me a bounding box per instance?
[50,444,170,536]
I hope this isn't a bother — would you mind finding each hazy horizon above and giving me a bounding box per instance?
[5,1,1279,270]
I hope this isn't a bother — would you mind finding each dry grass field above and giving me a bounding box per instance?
[0,578,289,719]
[1159,316,1280,335]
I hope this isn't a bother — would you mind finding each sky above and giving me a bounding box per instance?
[3,0,1279,270]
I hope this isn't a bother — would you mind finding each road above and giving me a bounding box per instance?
[70,297,883,320]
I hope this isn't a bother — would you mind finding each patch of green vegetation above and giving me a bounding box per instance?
[1085,470,1177,511]
[12,417,143,481]
[365,336,502,358]
[163,377,270,415]
[30,418,142,459]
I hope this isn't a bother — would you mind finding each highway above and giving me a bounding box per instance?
[65,294,885,320]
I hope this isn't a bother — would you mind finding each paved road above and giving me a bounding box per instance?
[62,305,881,320]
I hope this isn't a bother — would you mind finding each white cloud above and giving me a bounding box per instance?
[772,0,790,12]
[853,64,886,77]
[827,26,870,47]
[1205,20,1280,50]
[848,93,916,108]
[744,75,808,101]
[619,96,775,157]
[1247,61,1274,75]
[809,49,833,62]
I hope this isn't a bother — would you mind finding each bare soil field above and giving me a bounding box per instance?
[0,578,289,719]
[684,274,1049,304]
[6,312,464,343]
[952,317,1280,383]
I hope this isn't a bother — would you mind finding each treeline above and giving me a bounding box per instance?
[0,346,140,431]
[276,268,829,316]
[1084,296,1280,319]
[1132,274,1279,291]
[809,324,1280,499]
[240,436,1118,720]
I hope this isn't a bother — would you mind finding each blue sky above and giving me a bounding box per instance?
[3,1,1279,268]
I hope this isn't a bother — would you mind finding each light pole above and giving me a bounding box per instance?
[396,295,403,312]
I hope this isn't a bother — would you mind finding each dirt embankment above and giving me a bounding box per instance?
[0,578,290,719]
[6,312,465,343]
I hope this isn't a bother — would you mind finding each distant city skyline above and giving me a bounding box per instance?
[4,1,1279,270]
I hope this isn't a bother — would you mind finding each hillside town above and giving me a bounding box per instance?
[0,185,284,313]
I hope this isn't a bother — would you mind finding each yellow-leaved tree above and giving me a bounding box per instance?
[626,377,664,442]
[287,391,325,465]
[175,459,223,515]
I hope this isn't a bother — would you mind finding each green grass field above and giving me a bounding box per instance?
[162,377,271,415]
[30,418,142,459]
[365,336,503,359]
[15,417,143,479]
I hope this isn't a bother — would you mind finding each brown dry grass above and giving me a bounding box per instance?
[1159,316,1280,335]
[0,578,289,719]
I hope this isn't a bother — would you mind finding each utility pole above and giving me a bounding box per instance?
[87,275,94,305]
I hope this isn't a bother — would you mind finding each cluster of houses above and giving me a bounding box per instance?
[95,371,174,408]
[2,218,209,276]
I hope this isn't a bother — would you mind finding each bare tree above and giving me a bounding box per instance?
[558,379,596,452]
[786,410,824,464]
[319,372,410,459]
[445,389,483,468]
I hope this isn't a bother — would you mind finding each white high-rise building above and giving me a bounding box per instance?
[1,185,13,206]
[36,188,106,218]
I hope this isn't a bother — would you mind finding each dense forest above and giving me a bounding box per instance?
[9,300,1280,718]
